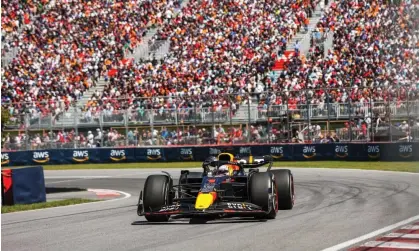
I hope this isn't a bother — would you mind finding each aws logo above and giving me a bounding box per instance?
[180,148,193,160]
[110,150,126,161]
[335,145,349,158]
[270,146,284,159]
[209,148,221,156]
[367,145,380,159]
[303,146,316,159]
[73,150,89,162]
[33,151,50,163]
[1,153,10,165]
[147,149,161,160]
[240,147,251,155]
[398,144,413,158]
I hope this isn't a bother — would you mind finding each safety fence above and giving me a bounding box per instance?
[1,142,418,166]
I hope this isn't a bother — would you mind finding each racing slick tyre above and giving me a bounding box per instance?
[143,175,173,222]
[270,169,294,210]
[249,172,278,219]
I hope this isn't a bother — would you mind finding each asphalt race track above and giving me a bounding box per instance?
[2,168,419,251]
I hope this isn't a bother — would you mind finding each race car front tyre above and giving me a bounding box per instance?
[143,175,172,222]
[270,169,294,210]
[249,172,277,219]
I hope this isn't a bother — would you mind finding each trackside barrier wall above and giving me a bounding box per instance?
[1,143,418,166]
[1,166,46,205]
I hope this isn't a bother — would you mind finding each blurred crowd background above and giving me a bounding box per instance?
[1,0,418,150]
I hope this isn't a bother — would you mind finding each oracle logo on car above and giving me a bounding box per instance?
[270,146,283,159]
[1,153,10,165]
[399,144,413,158]
[73,150,89,162]
[180,148,193,160]
[33,151,50,163]
[367,145,380,159]
[147,149,161,160]
[110,149,126,161]
[303,146,316,159]
[335,145,349,158]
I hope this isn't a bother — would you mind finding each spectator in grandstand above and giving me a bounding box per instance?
[1,0,181,121]
[276,0,418,116]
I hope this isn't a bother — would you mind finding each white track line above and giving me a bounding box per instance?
[362,241,419,249]
[45,176,111,179]
[322,214,419,251]
[384,233,419,239]
[3,189,132,215]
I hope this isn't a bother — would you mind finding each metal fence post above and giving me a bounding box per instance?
[125,109,129,146]
[247,96,251,143]
[150,109,155,145]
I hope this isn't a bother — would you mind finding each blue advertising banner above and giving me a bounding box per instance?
[135,148,166,162]
[101,148,136,163]
[2,143,418,166]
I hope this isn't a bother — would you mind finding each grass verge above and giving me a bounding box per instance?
[1,198,97,214]
[4,161,418,172]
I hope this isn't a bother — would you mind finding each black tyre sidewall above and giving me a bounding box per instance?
[249,172,277,219]
[143,175,171,222]
[270,169,294,210]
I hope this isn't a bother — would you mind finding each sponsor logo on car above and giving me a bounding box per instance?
[303,146,316,159]
[335,145,348,158]
[147,149,161,160]
[270,146,284,159]
[159,205,179,212]
[73,150,89,162]
[1,153,10,165]
[367,145,380,159]
[110,149,126,161]
[180,148,193,160]
[226,202,252,210]
[398,144,413,158]
[33,151,50,163]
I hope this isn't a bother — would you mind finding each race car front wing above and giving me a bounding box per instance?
[138,202,266,218]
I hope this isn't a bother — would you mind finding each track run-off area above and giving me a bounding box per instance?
[2,168,419,251]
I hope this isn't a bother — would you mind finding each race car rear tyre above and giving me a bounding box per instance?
[249,172,277,219]
[143,175,172,222]
[270,169,294,210]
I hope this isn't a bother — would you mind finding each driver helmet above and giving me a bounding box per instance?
[216,164,234,176]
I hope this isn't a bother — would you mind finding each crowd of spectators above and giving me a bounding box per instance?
[1,0,181,123]
[1,0,418,146]
[260,0,418,116]
[86,0,318,115]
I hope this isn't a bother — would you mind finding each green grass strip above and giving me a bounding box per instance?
[3,161,417,172]
[1,198,97,214]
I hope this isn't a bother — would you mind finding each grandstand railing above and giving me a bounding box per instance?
[2,97,419,150]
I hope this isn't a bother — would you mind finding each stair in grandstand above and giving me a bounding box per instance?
[234,103,259,123]
[126,28,159,62]
[272,0,333,72]
[126,0,190,62]
[147,40,170,60]
[77,78,108,107]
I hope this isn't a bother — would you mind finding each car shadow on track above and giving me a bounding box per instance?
[131,218,266,225]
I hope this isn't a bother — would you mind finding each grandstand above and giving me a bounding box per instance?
[1,0,418,150]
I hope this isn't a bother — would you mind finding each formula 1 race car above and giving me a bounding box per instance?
[137,153,295,223]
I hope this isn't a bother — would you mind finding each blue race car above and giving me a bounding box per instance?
[137,153,295,223]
